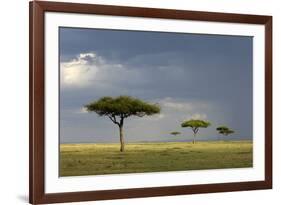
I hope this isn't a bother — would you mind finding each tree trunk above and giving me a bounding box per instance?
[193,132,196,144]
[119,125,125,152]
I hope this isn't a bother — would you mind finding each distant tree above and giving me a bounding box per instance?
[84,96,160,152]
[216,126,235,141]
[181,119,211,144]
[170,131,181,136]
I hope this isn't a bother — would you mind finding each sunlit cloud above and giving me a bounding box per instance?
[74,107,88,114]
[60,52,131,88]
[157,97,210,112]
[183,113,208,121]
[61,52,99,87]
[140,113,165,121]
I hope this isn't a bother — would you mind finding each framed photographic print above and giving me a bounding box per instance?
[29,1,272,204]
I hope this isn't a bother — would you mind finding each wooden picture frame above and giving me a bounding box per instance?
[29,1,272,204]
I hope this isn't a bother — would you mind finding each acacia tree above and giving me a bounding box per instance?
[170,131,181,136]
[181,120,211,144]
[84,96,160,152]
[216,126,234,141]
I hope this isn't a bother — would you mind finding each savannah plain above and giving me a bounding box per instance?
[60,140,252,176]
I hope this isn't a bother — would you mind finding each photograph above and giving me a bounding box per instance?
[59,27,253,177]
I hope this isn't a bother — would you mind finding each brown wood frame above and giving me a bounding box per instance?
[29,1,272,204]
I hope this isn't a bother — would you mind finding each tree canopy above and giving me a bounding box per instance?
[170,131,181,136]
[181,119,211,129]
[181,119,211,144]
[216,126,234,136]
[84,96,161,126]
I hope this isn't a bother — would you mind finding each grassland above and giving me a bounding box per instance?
[60,140,252,176]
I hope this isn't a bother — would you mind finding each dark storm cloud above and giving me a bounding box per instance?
[59,27,253,143]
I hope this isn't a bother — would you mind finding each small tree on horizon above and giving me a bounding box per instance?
[170,131,181,136]
[181,119,211,144]
[84,96,160,152]
[216,126,235,141]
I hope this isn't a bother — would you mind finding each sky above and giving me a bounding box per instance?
[59,27,253,144]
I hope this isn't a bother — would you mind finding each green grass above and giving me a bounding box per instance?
[60,140,253,177]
